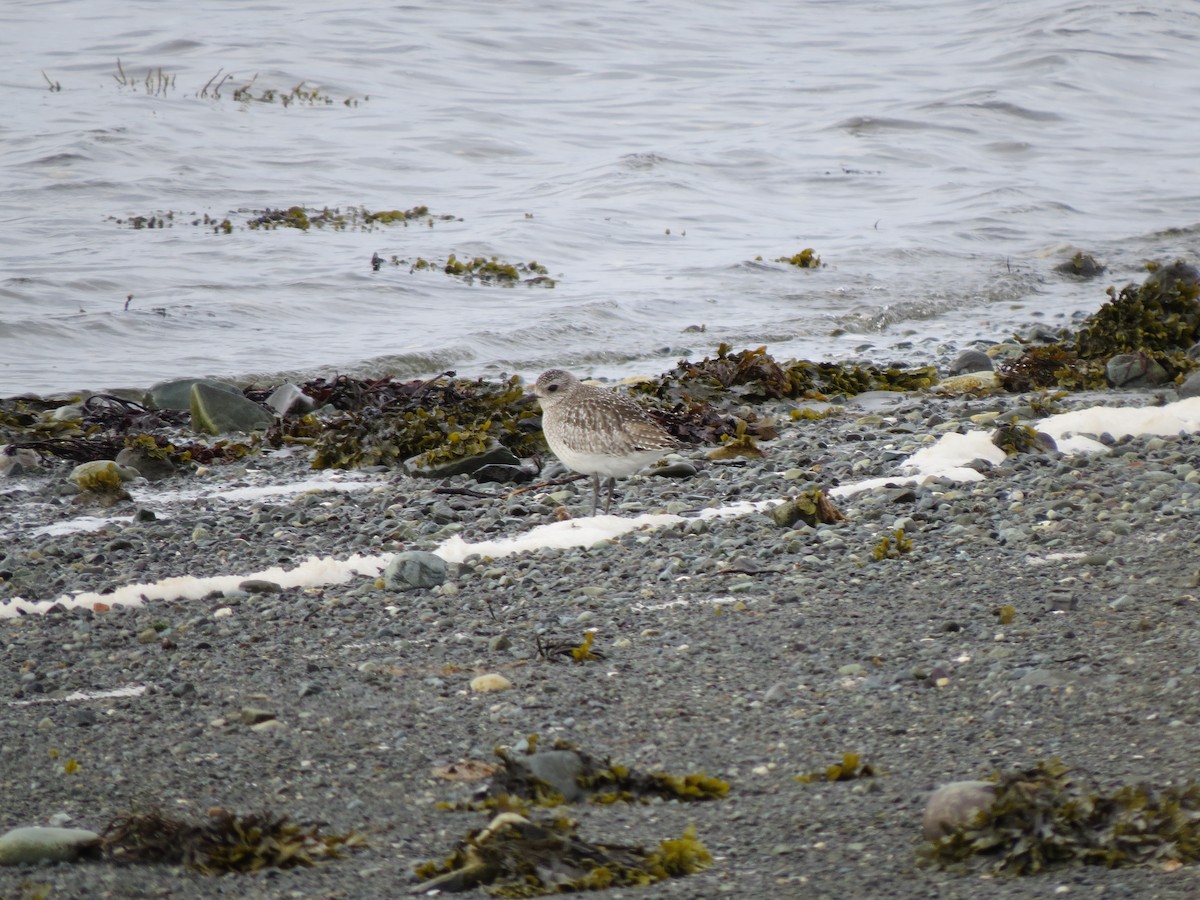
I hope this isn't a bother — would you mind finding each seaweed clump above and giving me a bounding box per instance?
[412,813,711,895]
[1054,251,1105,279]
[795,752,877,783]
[383,253,555,287]
[1075,261,1200,359]
[310,373,543,471]
[991,422,1056,456]
[464,738,729,810]
[872,528,913,561]
[923,759,1200,874]
[997,345,1105,392]
[775,248,822,268]
[643,345,937,406]
[1000,260,1200,391]
[241,204,456,232]
[101,807,365,873]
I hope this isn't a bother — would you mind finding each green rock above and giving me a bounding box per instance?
[146,377,242,411]
[0,826,100,865]
[190,383,274,435]
[384,551,447,590]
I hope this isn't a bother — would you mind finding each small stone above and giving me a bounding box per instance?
[250,719,286,733]
[240,706,276,725]
[650,460,697,479]
[0,826,101,865]
[764,683,791,704]
[489,635,512,652]
[469,673,512,693]
[384,551,447,591]
[922,780,996,840]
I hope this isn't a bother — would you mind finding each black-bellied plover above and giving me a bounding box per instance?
[534,369,680,516]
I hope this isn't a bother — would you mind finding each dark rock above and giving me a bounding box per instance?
[406,442,520,478]
[238,579,283,594]
[947,349,994,375]
[650,461,698,478]
[115,445,176,481]
[473,464,535,484]
[1054,252,1105,279]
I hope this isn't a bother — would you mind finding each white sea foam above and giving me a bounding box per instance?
[6,399,1200,618]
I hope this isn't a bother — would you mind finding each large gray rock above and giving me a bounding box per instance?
[922,780,996,840]
[1106,352,1169,388]
[1178,369,1200,399]
[510,750,586,802]
[0,826,100,865]
[383,551,447,591]
[146,377,241,411]
[190,383,274,435]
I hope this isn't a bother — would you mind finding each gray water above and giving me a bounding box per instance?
[3,0,1199,396]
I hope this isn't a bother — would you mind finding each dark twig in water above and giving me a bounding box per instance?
[432,486,496,500]
[507,474,586,499]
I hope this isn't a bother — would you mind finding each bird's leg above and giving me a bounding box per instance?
[590,473,601,516]
[603,476,616,514]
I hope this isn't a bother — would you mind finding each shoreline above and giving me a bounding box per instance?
[4,378,1200,896]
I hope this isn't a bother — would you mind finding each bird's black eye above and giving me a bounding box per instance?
[547,384,559,393]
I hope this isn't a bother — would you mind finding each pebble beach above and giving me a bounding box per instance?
[3,373,1200,898]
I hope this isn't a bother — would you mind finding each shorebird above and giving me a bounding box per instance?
[534,369,680,515]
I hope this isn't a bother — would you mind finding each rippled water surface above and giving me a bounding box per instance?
[3,0,1200,394]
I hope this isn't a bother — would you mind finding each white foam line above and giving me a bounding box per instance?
[434,499,780,564]
[31,515,135,538]
[1,553,391,619]
[135,475,380,505]
[3,501,779,617]
[833,396,1200,498]
[10,684,147,706]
